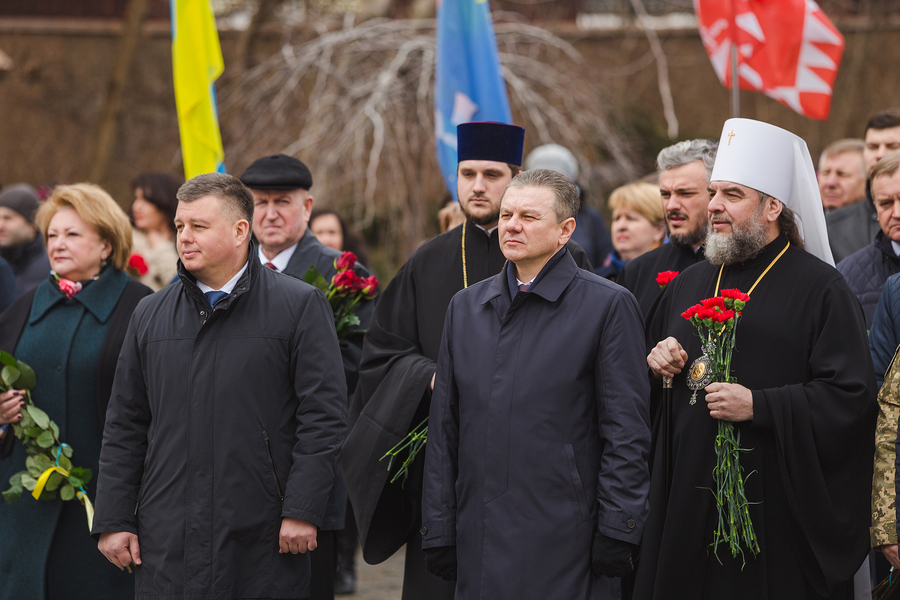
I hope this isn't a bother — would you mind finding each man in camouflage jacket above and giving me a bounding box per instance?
[876,348,900,568]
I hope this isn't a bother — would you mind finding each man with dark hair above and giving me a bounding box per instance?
[0,183,50,295]
[341,122,592,600]
[617,139,718,317]
[865,109,900,172]
[637,119,876,599]
[836,148,900,328]
[240,154,372,600]
[421,169,650,598]
[93,172,347,600]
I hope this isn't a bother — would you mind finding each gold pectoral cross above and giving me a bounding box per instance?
[727,130,736,145]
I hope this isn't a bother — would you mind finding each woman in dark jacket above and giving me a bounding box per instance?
[0,183,153,600]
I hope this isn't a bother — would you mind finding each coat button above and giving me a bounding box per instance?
[420,525,428,535]
[626,519,636,529]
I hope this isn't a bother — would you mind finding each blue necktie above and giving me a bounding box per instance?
[205,290,228,307]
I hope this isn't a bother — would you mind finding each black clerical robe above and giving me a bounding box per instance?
[340,222,591,595]
[616,242,705,319]
[634,236,877,600]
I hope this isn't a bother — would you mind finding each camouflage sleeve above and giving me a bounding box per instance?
[872,349,900,548]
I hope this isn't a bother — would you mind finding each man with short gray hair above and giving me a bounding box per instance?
[422,169,650,598]
[93,172,347,600]
[821,138,878,262]
[617,139,717,317]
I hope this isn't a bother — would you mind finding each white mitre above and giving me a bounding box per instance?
[710,118,834,266]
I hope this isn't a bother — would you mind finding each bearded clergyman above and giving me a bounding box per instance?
[634,118,877,600]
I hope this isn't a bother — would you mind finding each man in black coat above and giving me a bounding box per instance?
[421,169,650,599]
[93,173,347,600]
[240,154,372,599]
[617,139,717,318]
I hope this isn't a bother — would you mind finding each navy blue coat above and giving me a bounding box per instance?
[835,231,900,329]
[422,251,651,600]
[870,273,900,387]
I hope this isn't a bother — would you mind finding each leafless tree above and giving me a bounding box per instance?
[218,16,639,269]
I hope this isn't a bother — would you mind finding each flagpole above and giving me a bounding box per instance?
[730,0,740,117]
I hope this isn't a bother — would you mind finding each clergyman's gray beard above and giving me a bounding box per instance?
[704,213,769,265]
[668,221,708,248]
[461,202,500,227]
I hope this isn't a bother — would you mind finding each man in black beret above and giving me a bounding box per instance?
[341,123,594,599]
[0,183,50,296]
[239,154,372,600]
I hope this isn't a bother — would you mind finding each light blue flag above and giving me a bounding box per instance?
[435,0,512,201]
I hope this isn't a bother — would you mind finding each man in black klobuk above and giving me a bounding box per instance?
[421,169,650,599]
[636,118,876,600]
[617,139,717,318]
[341,122,592,599]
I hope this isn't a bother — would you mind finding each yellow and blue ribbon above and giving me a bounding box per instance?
[32,444,94,530]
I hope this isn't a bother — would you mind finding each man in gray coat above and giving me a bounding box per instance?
[421,169,651,599]
[93,173,347,599]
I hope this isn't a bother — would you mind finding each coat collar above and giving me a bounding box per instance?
[481,249,579,317]
[29,266,129,325]
[284,229,337,275]
[177,240,260,309]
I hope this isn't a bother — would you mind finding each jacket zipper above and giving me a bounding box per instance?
[263,430,285,503]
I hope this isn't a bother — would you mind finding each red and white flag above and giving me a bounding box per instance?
[694,0,844,120]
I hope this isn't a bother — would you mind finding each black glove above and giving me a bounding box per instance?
[423,545,458,581]
[591,531,635,578]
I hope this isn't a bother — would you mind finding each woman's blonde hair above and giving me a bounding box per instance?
[36,183,133,271]
[607,182,665,226]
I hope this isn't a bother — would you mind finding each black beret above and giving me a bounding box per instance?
[457,122,525,166]
[239,154,313,190]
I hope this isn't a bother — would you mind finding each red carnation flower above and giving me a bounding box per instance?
[656,270,679,289]
[681,304,702,321]
[701,297,726,311]
[128,253,149,276]
[332,270,363,293]
[697,307,717,321]
[334,251,357,272]
[712,309,735,323]
[720,289,750,302]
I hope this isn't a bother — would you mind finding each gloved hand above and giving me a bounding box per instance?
[424,545,458,581]
[591,531,635,578]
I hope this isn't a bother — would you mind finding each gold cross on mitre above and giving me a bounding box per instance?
[727,130,736,145]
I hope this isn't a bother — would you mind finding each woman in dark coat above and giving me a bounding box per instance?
[0,183,152,600]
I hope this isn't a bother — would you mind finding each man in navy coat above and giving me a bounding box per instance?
[421,169,651,599]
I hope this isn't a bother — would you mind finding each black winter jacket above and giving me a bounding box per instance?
[836,232,900,329]
[92,249,347,600]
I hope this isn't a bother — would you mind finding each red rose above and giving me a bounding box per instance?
[656,270,679,288]
[128,253,149,276]
[332,270,362,293]
[360,275,379,299]
[334,251,357,272]
[701,297,726,311]
[57,277,83,300]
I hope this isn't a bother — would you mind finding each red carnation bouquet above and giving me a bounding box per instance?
[681,288,759,563]
[303,251,377,341]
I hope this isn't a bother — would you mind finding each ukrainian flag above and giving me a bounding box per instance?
[171,0,226,178]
